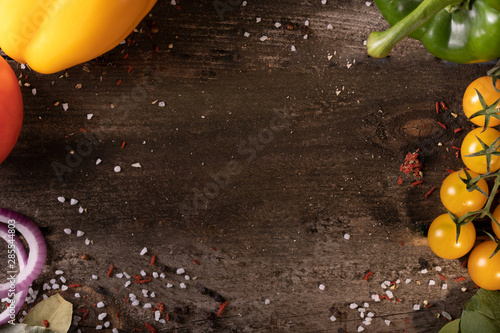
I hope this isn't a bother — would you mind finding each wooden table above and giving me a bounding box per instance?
[0,1,492,332]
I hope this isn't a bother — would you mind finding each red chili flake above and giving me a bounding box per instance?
[435,101,439,114]
[397,176,403,185]
[193,259,200,265]
[166,313,170,321]
[424,187,436,198]
[136,278,152,284]
[80,128,87,133]
[121,141,126,149]
[462,260,467,267]
[446,169,455,174]
[126,39,132,46]
[400,150,423,179]
[390,280,398,285]
[362,271,373,281]
[107,265,114,278]
[151,255,156,266]
[438,274,447,281]
[128,66,133,73]
[145,323,157,333]
[157,303,165,314]
[384,295,391,301]
[437,121,447,130]
[396,298,401,303]
[425,303,434,309]
[124,53,129,59]
[148,33,153,40]
[455,276,466,282]
[217,300,228,317]
[176,5,182,10]
[411,180,424,186]
[78,308,89,320]
[43,319,49,328]
[440,101,449,110]
[455,151,460,158]
[117,79,122,86]
[454,128,462,133]
[452,146,461,150]
[69,284,81,288]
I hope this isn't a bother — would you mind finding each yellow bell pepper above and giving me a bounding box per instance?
[0,0,157,74]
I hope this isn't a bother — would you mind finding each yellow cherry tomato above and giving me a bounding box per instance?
[461,127,500,174]
[463,76,500,127]
[427,214,476,260]
[440,170,488,217]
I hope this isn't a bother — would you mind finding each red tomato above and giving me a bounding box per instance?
[0,56,23,163]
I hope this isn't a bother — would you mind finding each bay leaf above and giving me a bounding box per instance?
[21,294,72,333]
[438,319,460,333]
[460,289,500,333]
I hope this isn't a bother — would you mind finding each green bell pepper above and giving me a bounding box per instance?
[367,0,500,64]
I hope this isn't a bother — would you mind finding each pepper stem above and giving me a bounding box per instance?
[367,0,462,59]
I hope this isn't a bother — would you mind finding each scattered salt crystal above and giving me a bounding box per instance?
[140,247,148,255]
[242,1,247,6]
[405,278,412,284]
[357,326,365,332]
[96,302,105,308]
[360,312,365,319]
[167,283,173,288]
[64,229,71,235]
[87,114,93,120]
[96,325,102,330]
[381,282,388,289]
[116,273,123,278]
[275,22,281,28]
[50,279,56,284]
[330,315,336,322]
[114,166,121,173]
[303,34,308,40]
[363,302,369,308]
[304,20,309,26]
[112,329,119,333]
[442,311,452,321]
[176,268,185,275]
[367,312,374,318]
[435,266,442,272]
[260,35,268,41]
[160,273,165,278]
[344,233,351,240]
[171,0,176,4]
[32,88,37,95]
[372,294,381,302]
[420,269,428,274]
[76,230,84,237]
[57,197,65,203]
[327,24,333,29]
[60,276,66,283]
[96,158,102,165]
[43,283,50,290]
[85,238,91,245]
[413,304,421,311]
[104,322,110,328]
[52,284,60,289]
[131,163,142,168]
[55,270,64,275]
[70,198,78,205]
[265,299,270,305]
[185,275,190,281]
[124,280,131,287]
[142,289,148,296]
[321,0,327,4]
[291,45,296,52]
[143,303,152,309]
[385,290,393,299]
[92,275,98,280]
[158,101,166,107]
[350,303,358,309]
[131,300,139,306]
[442,283,448,290]
[363,40,367,46]
[256,17,261,23]
[140,270,147,277]
[358,308,365,313]
[180,283,187,289]
[395,279,401,284]
[75,293,80,298]
[152,272,159,278]
[62,103,69,111]
[21,64,26,69]
[319,284,326,290]
[98,313,107,320]
[461,287,467,292]
[384,319,391,326]
[244,32,250,37]
[363,319,371,325]
[150,292,155,298]
[366,1,372,6]
[155,310,161,321]
[129,293,136,300]
[429,280,436,286]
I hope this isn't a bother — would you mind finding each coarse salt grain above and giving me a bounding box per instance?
[114,166,121,173]
[32,88,37,95]
[152,272,158,278]
[70,199,78,205]
[435,266,442,271]
[442,283,448,290]
[321,0,327,4]
[265,299,270,305]
[180,283,187,289]
[123,272,130,279]
[131,163,142,168]
[87,114,93,120]
[92,275,98,280]
[140,270,147,277]
[429,280,436,286]
[104,322,110,328]
[357,326,365,332]
[85,238,91,245]
[98,313,107,320]
[244,32,250,37]
[372,294,381,302]
[275,22,281,28]
[176,268,185,275]
[344,233,350,240]
[413,304,421,311]
[327,24,333,29]
[64,229,71,235]
[75,293,80,298]
[167,283,173,288]
[60,276,66,283]
[124,281,131,287]
[260,35,268,41]
[155,310,161,321]
[140,247,148,255]
[291,45,296,52]
[330,315,336,322]
[319,284,325,290]
[405,278,412,284]
[303,34,308,40]
[96,325,102,330]
[350,303,358,309]
[150,292,155,298]
[242,1,247,5]
[366,1,372,6]
[256,17,261,23]
[131,300,139,306]
[367,312,374,318]
[52,284,60,289]
[57,197,65,203]
[112,329,119,333]
[55,270,64,275]
[160,273,165,278]
[385,290,393,299]
[143,303,152,309]
[76,230,84,237]
[62,103,69,111]
[363,302,369,308]
[96,302,105,308]
[420,269,428,274]
[116,273,123,278]
[96,158,102,165]
[384,319,391,326]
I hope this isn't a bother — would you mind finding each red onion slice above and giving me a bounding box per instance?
[0,208,46,296]
[0,223,28,325]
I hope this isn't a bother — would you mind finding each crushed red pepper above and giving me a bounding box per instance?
[440,101,448,110]
[437,121,447,130]
[438,274,446,280]
[217,300,228,317]
[400,149,423,179]
[151,254,156,266]
[362,271,373,281]
[107,265,114,278]
[144,323,156,333]
[424,187,436,198]
[411,180,424,186]
[454,276,466,282]
[43,319,49,328]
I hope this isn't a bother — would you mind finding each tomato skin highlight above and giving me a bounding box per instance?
[440,170,488,217]
[461,127,500,174]
[0,57,23,164]
[463,76,500,127]
[427,214,476,260]
[468,240,500,290]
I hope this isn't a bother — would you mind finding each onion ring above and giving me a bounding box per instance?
[0,223,28,325]
[0,208,46,297]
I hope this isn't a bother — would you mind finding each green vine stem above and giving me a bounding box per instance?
[366,0,462,59]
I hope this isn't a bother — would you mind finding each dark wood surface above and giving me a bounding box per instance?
[0,1,494,332]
